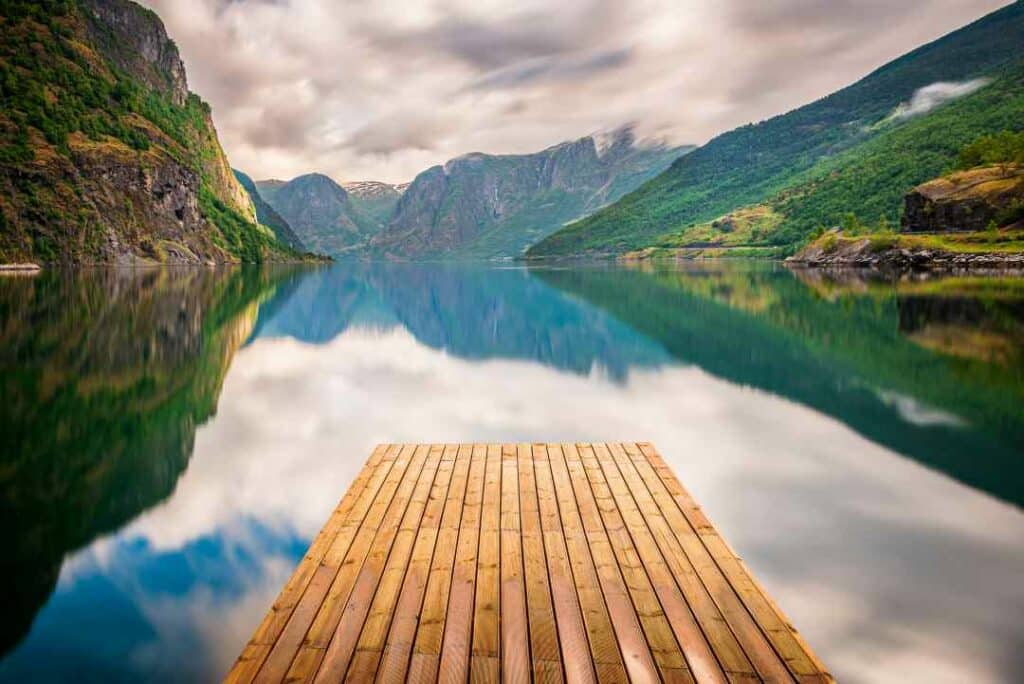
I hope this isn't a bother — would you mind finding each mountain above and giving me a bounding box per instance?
[0,0,300,264]
[343,181,404,233]
[233,169,306,251]
[370,127,691,259]
[528,1,1024,257]
[256,173,390,255]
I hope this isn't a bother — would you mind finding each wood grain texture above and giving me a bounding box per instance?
[228,443,833,683]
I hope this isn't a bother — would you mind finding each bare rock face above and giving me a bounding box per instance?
[81,0,188,106]
[372,127,690,259]
[902,165,1024,232]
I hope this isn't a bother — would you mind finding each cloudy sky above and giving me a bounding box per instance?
[142,0,1011,184]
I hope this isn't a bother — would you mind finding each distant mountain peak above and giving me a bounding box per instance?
[342,181,405,199]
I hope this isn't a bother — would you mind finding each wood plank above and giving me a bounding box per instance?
[276,443,421,682]
[594,442,727,684]
[533,443,597,684]
[562,443,661,684]
[407,444,473,679]
[636,443,833,683]
[498,444,531,684]
[374,445,457,683]
[436,443,488,680]
[310,444,437,682]
[613,443,758,682]
[469,444,502,680]
[231,443,831,684]
[518,443,564,681]
[225,444,395,684]
[254,444,418,684]
[577,443,695,684]
[547,443,630,683]
[340,445,451,682]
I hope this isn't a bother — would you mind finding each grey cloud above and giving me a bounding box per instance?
[140,0,1012,183]
[344,114,456,156]
[241,100,315,151]
[729,0,919,33]
[464,48,633,92]
[364,0,624,71]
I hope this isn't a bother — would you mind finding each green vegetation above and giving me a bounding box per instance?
[801,226,1024,257]
[768,65,1024,244]
[0,0,298,263]
[958,130,1024,168]
[528,1,1024,257]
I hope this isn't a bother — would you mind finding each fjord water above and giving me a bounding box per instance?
[1,262,1022,683]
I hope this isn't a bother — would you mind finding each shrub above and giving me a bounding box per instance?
[869,234,898,253]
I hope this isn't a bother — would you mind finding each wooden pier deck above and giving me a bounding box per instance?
[226,443,832,683]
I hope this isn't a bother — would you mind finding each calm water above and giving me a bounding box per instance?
[1,261,1022,683]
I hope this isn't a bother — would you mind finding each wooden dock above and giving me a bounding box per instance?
[226,443,832,683]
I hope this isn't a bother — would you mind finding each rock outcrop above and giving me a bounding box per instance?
[0,0,292,264]
[902,165,1024,232]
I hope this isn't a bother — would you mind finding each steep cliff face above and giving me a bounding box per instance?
[234,169,306,251]
[0,0,293,264]
[258,173,390,255]
[902,165,1024,231]
[371,127,689,259]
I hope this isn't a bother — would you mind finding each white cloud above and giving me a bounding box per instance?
[139,0,1011,183]
[889,78,991,120]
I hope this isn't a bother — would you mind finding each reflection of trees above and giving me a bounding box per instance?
[537,262,1024,507]
[0,267,285,656]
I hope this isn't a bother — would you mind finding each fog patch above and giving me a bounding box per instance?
[888,78,990,120]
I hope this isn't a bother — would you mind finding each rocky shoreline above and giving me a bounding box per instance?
[787,235,1024,271]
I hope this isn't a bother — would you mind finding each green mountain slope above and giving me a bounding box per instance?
[0,0,299,263]
[256,173,389,255]
[234,169,306,251]
[651,61,1024,252]
[528,1,1024,257]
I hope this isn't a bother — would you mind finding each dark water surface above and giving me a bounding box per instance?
[1,261,1022,683]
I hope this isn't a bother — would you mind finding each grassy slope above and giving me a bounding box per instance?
[0,0,297,262]
[528,1,1024,257]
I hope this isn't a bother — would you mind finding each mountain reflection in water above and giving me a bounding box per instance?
[0,261,1021,683]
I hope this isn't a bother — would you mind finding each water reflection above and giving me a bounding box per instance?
[0,262,1021,683]
[0,267,287,660]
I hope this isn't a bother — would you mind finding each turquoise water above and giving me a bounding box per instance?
[1,262,1022,682]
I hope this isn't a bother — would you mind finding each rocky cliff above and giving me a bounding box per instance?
[0,0,296,264]
[371,127,689,259]
[234,169,306,251]
[902,164,1024,232]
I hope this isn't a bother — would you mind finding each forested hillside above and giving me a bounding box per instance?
[528,1,1024,257]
